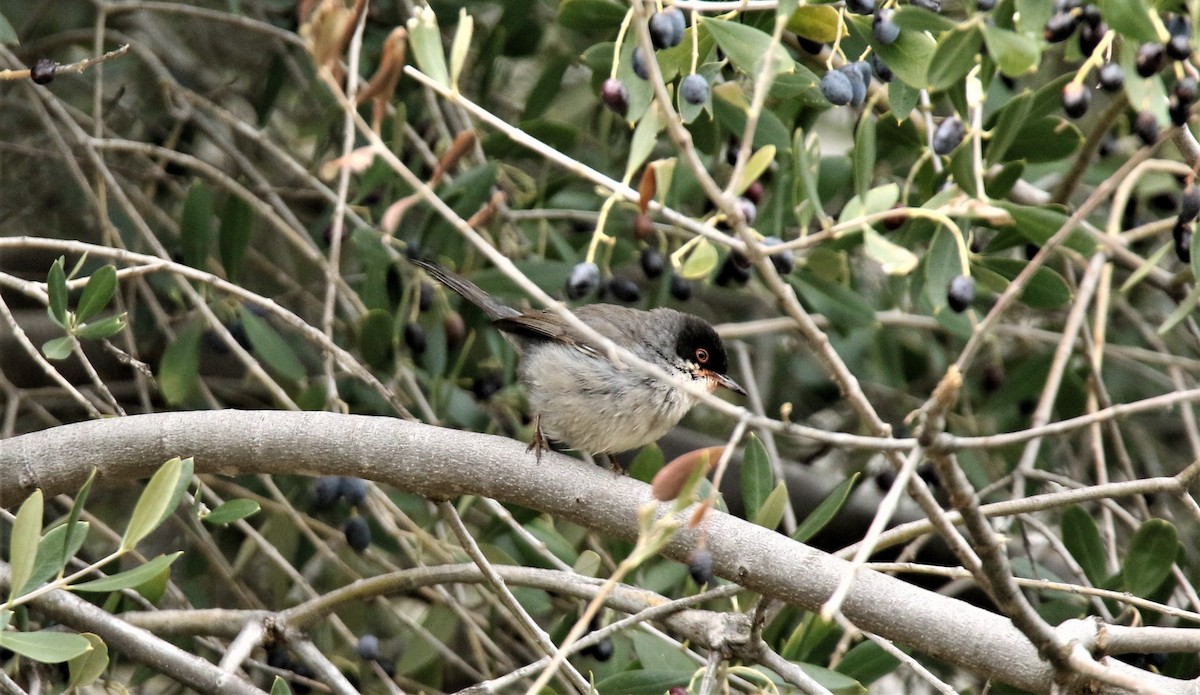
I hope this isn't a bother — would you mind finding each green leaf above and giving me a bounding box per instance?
[0,630,91,663]
[628,444,665,483]
[448,9,473,92]
[120,457,188,552]
[789,272,876,333]
[741,435,773,519]
[926,24,982,92]
[1158,282,1200,335]
[893,6,957,32]
[680,240,719,279]
[702,17,793,78]
[239,306,306,381]
[41,336,73,361]
[798,662,868,693]
[8,489,44,601]
[624,104,663,183]
[863,228,918,276]
[853,114,876,201]
[159,322,203,405]
[408,6,450,88]
[595,670,692,694]
[573,550,602,577]
[986,92,1032,165]
[218,195,254,282]
[631,631,696,672]
[1062,506,1108,586]
[1122,519,1178,598]
[835,640,901,685]
[1003,116,1082,163]
[753,481,789,530]
[76,314,127,341]
[786,5,841,42]
[888,80,919,122]
[271,676,295,695]
[61,468,95,577]
[793,473,859,543]
[22,521,90,595]
[736,145,777,195]
[850,14,935,89]
[47,257,67,328]
[924,226,963,312]
[359,309,394,371]
[203,499,260,526]
[72,552,183,592]
[1014,0,1054,37]
[76,266,117,323]
[180,182,214,269]
[557,0,625,34]
[67,633,108,688]
[0,11,18,45]
[994,201,1095,254]
[1100,0,1160,44]
[981,25,1038,77]
[949,143,977,197]
[976,258,1071,309]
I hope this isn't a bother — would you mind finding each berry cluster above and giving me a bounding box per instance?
[600,7,709,116]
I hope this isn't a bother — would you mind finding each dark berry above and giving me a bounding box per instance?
[472,372,503,400]
[820,69,854,106]
[444,312,466,348]
[932,116,965,155]
[744,179,764,205]
[1078,21,1107,57]
[715,256,752,286]
[847,0,874,14]
[357,634,380,661]
[763,237,795,274]
[1079,4,1102,27]
[910,0,940,11]
[798,37,824,54]
[688,548,714,586]
[1134,110,1160,146]
[591,637,614,661]
[631,47,650,80]
[1062,82,1091,119]
[31,59,56,85]
[1170,95,1192,127]
[681,73,709,105]
[1136,43,1166,78]
[873,8,900,45]
[730,249,752,270]
[839,63,867,107]
[947,275,975,312]
[870,53,893,82]
[883,204,907,230]
[649,10,684,50]
[854,60,873,87]
[565,262,601,300]
[1179,185,1200,222]
[668,8,686,40]
[418,281,434,311]
[404,322,427,354]
[982,364,1006,392]
[1167,35,1192,61]
[1175,77,1198,105]
[266,645,292,670]
[669,273,692,301]
[339,477,368,507]
[312,476,342,510]
[975,0,995,9]
[1173,220,1193,263]
[1098,63,1124,92]
[607,276,641,302]
[1043,13,1077,43]
[344,516,371,552]
[734,197,758,226]
[640,247,665,278]
[600,78,629,116]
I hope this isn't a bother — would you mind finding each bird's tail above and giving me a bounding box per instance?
[410,258,520,320]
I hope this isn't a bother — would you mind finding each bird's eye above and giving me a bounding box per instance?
[694,348,709,364]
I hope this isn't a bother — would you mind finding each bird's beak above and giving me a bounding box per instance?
[707,371,747,396]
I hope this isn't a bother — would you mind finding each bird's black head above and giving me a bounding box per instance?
[674,316,731,376]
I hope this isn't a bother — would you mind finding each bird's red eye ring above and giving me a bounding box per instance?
[695,348,709,364]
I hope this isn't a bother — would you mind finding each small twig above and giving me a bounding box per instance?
[0,43,129,82]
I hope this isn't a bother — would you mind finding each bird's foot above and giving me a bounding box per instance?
[527,415,550,463]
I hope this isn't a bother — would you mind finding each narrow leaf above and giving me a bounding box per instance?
[1122,519,1179,598]
[1158,283,1200,335]
[159,322,203,405]
[0,630,91,663]
[853,114,876,202]
[76,266,117,323]
[702,18,794,78]
[180,182,214,269]
[76,314,127,341]
[735,145,777,195]
[203,499,260,526]
[680,240,718,279]
[61,468,96,577]
[1062,506,1108,586]
[67,633,108,688]
[8,489,44,601]
[239,306,306,381]
[22,521,90,595]
[218,195,254,282]
[41,336,74,361]
[47,257,67,327]
[753,481,789,530]
[72,552,183,592]
[793,473,860,543]
[407,5,450,88]
[449,9,473,92]
[741,435,773,518]
[120,457,185,551]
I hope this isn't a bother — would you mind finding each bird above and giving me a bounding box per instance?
[411,258,746,460]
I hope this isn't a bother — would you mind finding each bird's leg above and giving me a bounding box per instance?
[597,453,623,474]
[527,414,550,463]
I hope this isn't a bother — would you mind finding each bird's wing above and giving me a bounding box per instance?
[492,312,605,358]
